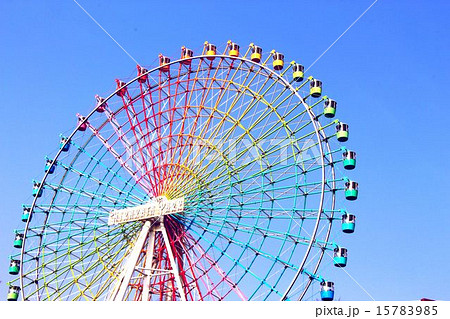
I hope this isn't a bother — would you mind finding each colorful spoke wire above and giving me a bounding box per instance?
[7,41,358,301]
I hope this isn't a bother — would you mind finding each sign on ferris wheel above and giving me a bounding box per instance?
[108,196,185,226]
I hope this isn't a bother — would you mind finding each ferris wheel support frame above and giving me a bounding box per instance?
[108,220,152,301]
[142,228,156,300]
[108,218,187,301]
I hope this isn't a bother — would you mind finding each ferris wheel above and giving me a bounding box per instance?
[7,40,358,301]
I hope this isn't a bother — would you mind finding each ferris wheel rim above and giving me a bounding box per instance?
[18,52,337,301]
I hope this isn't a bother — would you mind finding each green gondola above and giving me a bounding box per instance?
[7,286,20,301]
[336,122,349,142]
[9,259,20,275]
[324,98,337,118]
[310,79,322,97]
[13,233,24,248]
[343,150,356,170]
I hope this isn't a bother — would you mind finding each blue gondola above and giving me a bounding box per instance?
[44,159,56,174]
[60,137,70,152]
[333,247,348,267]
[345,180,359,200]
[32,183,43,198]
[320,281,335,301]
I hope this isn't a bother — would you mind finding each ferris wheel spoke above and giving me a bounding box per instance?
[182,191,334,302]
[177,55,218,160]
[172,67,227,180]
[181,218,282,296]
[161,64,187,197]
[155,70,172,195]
[181,171,332,210]
[88,115,154,194]
[54,160,144,204]
[98,111,149,181]
[119,90,148,142]
[26,228,124,274]
[167,235,206,300]
[194,213,329,246]
[185,224,285,299]
[61,138,149,200]
[180,230,247,300]
[118,92,158,193]
[193,59,238,140]
[63,225,139,300]
[185,214,334,257]
[164,86,193,190]
[175,82,284,182]
[20,221,137,300]
[191,127,327,193]
[42,181,141,207]
[167,62,266,175]
[200,87,278,152]
[184,205,341,220]
[194,59,264,141]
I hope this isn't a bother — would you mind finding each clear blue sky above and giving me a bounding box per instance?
[0,0,449,301]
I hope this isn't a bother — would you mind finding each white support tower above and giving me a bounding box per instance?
[108,216,187,301]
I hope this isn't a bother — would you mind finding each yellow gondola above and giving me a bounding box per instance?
[293,63,304,82]
[228,41,239,57]
[310,78,322,97]
[205,42,216,61]
[272,52,284,70]
[251,44,262,63]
